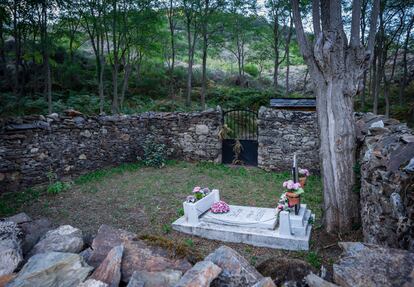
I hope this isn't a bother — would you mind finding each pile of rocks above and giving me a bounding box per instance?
[2,212,413,287]
[356,113,414,251]
[0,213,275,287]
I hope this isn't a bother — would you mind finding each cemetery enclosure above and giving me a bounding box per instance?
[0,107,320,192]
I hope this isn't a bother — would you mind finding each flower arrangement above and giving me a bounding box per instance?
[277,192,292,212]
[298,168,310,187]
[278,180,305,212]
[211,200,230,213]
[299,168,310,177]
[186,186,212,203]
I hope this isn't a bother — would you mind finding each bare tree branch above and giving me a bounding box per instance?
[312,0,321,36]
[350,0,361,47]
[366,0,380,57]
[290,0,312,61]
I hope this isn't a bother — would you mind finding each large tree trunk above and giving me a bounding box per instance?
[285,18,293,96]
[399,16,414,104]
[185,21,193,107]
[291,0,380,232]
[316,78,359,231]
[168,0,176,100]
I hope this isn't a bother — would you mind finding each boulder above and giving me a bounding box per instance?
[175,261,221,287]
[333,242,414,287]
[78,279,108,287]
[127,270,182,287]
[89,225,192,282]
[0,222,23,276]
[80,248,93,263]
[0,273,16,287]
[90,245,123,287]
[251,277,276,287]
[20,218,53,255]
[204,245,263,287]
[256,257,314,287]
[305,274,338,287]
[29,225,84,256]
[3,213,32,224]
[7,252,93,287]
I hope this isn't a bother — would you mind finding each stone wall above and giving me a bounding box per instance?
[0,109,222,193]
[257,107,320,172]
[356,113,414,251]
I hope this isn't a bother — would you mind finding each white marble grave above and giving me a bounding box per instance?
[172,190,314,251]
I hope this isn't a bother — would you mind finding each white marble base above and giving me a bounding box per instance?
[172,204,314,251]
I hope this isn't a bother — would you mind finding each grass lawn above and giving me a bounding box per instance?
[0,161,360,273]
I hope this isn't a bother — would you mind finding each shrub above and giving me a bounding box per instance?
[47,181,70,194]
[244,64,260,78]
[142,138,167,168]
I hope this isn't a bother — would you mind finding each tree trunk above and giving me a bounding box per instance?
[99,55,105,114]
[120,63,131,110]
[201,32,208,109]
[399,16,414,105]
[186,21,193,107]
[168,0,176,100]
[285,18,293,96]
[315,79,359,231]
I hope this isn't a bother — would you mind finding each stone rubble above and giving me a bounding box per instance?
[333,242,414,287]
[356,113,414,251]
[28,225,84,256]
[0,221,23,277]
[90,245,123,287]
[205,245,264,287]
[7,252,93,287]
[175,261,222,287]
[127,270,182,287]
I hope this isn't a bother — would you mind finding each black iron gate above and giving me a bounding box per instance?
[221,109,258,166]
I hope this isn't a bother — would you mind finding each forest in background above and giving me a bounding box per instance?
[0,0,413,122]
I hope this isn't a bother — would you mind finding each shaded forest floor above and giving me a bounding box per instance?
[0,161,362,278]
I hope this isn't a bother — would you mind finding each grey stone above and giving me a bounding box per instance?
[90,245,123,287]
[251,277,276,287]
[333,242,414,287]
[205,246,263,287]
[128,270,182,287]
[80,247,93,263]
[175,261,221,287]
[370,120,385,129]
[78,279,108,287]
[403,157,414,172]
[3,213,31,224]
[0,222,23,276]
[20,218,53,255]
[305,274,338,287]
[7,252,93,287]
[29,225,84,256]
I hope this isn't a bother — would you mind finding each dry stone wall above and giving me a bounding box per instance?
[0,110,222,192]
[356,113,414,251]
[257,107,320,172]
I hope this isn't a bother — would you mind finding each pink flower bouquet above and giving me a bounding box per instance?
[211,201,230,213]
[299,168,310,177]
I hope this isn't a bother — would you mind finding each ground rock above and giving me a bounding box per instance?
[333,242,414,287]
[3,213,31,224]
[90,245,123,287]
[251,277,276,287]
[29,225,84,256]
[80,248,93,263]
[0,274,16,287]
[128,270,182,287]
[256,257,314,287]
[78,279,108,287]
[175,261,221,287]
[20,218,53,255]
[0,222,23,276]
[305,274,338,287]
[7,252,93,287]
[89,225,192,282]
[205,245,263,287]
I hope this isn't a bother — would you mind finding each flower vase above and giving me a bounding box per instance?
[286,191,301,206]
[299,177,307,188]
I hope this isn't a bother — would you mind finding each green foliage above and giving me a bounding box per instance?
[244,64,260,78]
[184,238,194,248]
[306,251,322,269]
[75,163,143,185]
[142,138,167,168]
[47,181,70,194]
[177,207,184,217]
[0,188,42,217]
[162,223,172,234]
